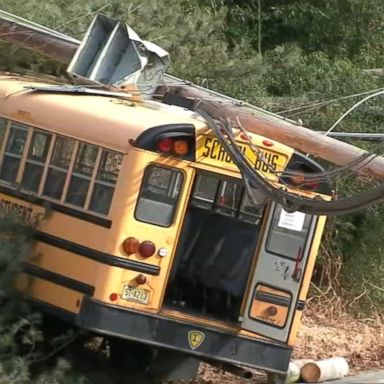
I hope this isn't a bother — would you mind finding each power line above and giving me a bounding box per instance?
[276,86,384,116]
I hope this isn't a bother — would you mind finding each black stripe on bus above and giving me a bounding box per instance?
[34,231,161,276]
[255,291,306,311]
[0,185,112,228]
[21,262,95,296]
[255,291,290,307]
[25,296,77,324]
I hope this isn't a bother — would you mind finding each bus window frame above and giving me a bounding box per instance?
[0,117,124,218]
[265,204,314,261]
[65,142,100,208]
[88,149,123,215]
[134,164,186,228]
[42,136,77,201]
[190,172,265,224]
[0,118,8,149]
[21,130,53,193]
[0,122,31,185]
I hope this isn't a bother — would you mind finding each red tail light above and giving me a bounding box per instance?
[157,138,173,153]
[157,137,189,156]
[290,173,319,190]
[109,293,118,302]
[306,181,319,190]
[138,241,156,258]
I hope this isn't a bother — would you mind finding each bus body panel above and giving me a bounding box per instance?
[0,75,330,379]
[0,76,207,153]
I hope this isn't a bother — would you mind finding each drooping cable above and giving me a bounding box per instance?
[196,106,384,216]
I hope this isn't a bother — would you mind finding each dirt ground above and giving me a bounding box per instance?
[184,305,384,384]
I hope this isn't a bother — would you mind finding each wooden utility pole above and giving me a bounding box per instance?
[0,14,78,63]
[1,11,384,180]
[163,86,384,180]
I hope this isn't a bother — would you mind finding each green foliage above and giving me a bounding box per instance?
[341,205,384,313]
[0,0,265,97]
[0,211,88,384]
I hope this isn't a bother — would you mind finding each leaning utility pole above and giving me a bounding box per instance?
[1,10,384,180]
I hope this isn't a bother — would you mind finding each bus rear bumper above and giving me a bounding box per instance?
[77,297,292,375]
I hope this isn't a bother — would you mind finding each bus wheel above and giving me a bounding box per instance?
[108,338,155,371]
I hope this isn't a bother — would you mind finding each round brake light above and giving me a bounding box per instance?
[122,237,140,255]
[138,241,156,258]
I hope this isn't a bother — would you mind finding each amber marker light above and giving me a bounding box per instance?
[173,139,189,156]
[122,237,140,255]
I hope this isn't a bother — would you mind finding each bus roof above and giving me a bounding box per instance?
[0,75,207,152]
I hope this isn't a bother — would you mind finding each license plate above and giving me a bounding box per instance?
[196,135,288,179]
[121,285,149,304]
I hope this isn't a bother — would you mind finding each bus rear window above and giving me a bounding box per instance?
[266,205,312,259]
[135,165,184,227]
[190,173,264,224]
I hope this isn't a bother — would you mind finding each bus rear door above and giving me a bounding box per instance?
[241,203,317,342]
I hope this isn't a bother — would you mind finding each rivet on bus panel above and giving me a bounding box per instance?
[158,248,168,257]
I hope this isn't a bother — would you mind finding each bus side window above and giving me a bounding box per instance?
[0,123,28,184]
[66,143,98,207]
[21,131,51,192]
[89,150,122,215]
[135,165,184,227]
[43,136,75,199]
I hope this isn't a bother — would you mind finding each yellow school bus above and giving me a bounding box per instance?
[0,74,330,382]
